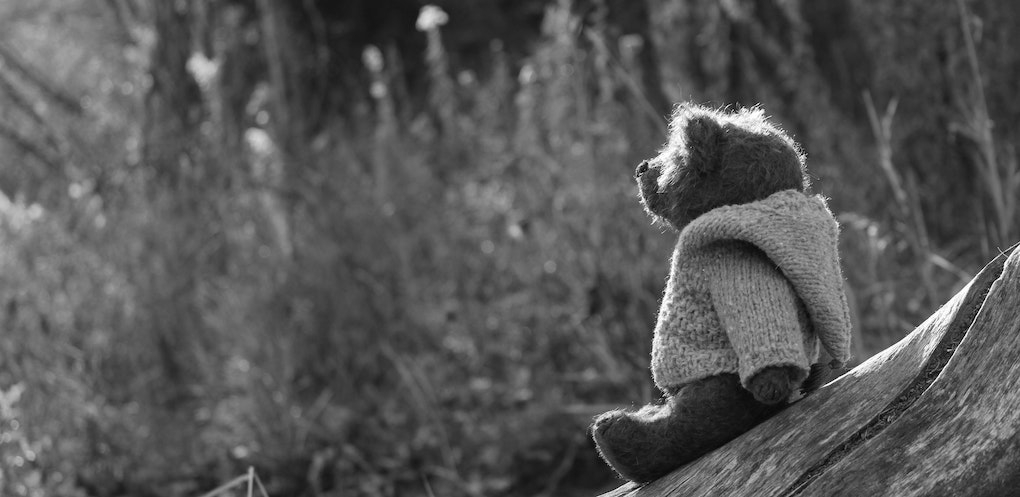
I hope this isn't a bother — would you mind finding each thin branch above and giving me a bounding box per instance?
[0,120,62,171]
[0,42,82,115]
[254,0,292,139]
[862,90,939,301]
[0,76,68,159]
[101,0,140,45]
[955,0,1014,251]
[583,28,669,137]
[0,72,49,129]
[863,91,906,212]
[195,473,250,497]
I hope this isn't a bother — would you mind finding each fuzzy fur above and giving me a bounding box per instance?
[594,103,817,483]
[592,374,785,484]
[636,104,807,232]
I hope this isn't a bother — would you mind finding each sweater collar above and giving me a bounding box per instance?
[677,189,838,258]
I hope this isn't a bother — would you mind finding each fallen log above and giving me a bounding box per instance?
[600,243,1020,497]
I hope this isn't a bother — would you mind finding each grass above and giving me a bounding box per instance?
[2,1,1019,496]
[198,468,269,497]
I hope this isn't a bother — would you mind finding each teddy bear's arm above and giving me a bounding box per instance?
[707,241,811,390]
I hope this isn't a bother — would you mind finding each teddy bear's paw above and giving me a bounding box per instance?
[748,366,796,405]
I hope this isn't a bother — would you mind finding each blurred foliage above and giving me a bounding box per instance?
[0,0,1017,496]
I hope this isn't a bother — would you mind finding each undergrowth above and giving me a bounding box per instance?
[0,1,1017,496]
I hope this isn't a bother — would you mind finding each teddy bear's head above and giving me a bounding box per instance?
[635,103,808,231]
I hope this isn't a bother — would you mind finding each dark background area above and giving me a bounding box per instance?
[0,0,1017,496]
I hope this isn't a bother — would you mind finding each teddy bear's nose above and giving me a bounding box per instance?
[635,160,650,178]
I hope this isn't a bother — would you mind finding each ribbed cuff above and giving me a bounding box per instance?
[652,347,739,392]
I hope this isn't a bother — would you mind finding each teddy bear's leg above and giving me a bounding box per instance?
[592,373,784,483]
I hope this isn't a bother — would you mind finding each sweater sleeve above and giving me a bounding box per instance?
[706,241,810,389]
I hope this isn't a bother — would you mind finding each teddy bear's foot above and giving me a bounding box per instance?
[592,403,681,483]
[592,373,784,483]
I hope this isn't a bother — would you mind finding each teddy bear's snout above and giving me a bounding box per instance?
[635,160,650,178]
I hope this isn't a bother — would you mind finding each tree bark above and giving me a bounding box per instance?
[600,242,1020,497]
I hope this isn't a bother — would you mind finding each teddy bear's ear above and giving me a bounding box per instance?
[684,114,726,175]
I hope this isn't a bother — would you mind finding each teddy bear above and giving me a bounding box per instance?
[591,103,852,483]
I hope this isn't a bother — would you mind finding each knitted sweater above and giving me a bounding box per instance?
[650,190,852,392]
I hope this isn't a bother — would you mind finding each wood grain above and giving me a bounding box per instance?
[800,247,1020,496]
[599,244,1018,497]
